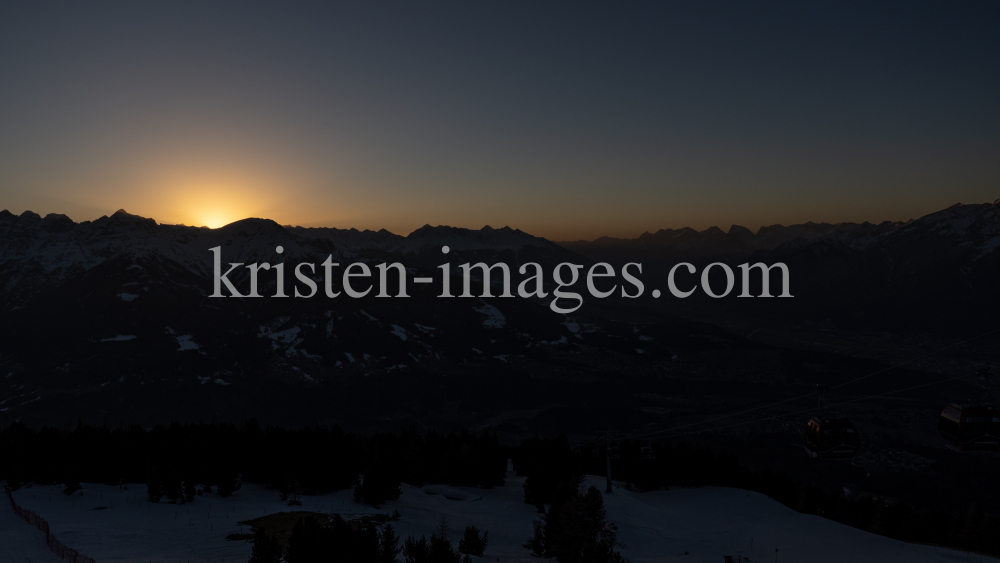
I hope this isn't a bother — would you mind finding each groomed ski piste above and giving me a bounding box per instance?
[2,473,995,563]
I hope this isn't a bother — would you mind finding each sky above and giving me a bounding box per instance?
[0,1,998,240]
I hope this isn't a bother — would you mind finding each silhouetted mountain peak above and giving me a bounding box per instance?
[756,224,785,237]
[92,209,157,229]
[110,209,153,222]
[728,225,754,237]
[407,224,522,238]
[404,224,550,253]
[218,217,284,233]
[40,213,75,232]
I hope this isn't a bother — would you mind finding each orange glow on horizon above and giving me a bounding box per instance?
[197,213,235,229]
[141,169,279,229]
[178,187,260,229]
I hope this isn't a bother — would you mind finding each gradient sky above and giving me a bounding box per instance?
[1,2,998,240]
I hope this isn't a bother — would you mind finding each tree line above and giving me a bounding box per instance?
[0,420,506,499]
[248,517,490,563]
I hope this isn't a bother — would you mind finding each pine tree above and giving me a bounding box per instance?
[458,525,488,557]
[278,477,293,501]
[248,527,282,563]
[535,486,624,563]
[378,524,402,563]
[583,486,625,563]
[353,477,363,504]
[285,517,322,563]
[403,535,429,563]
[217,469,240,498]
[183,479,196,503]
[428,532,460,563]
[287,480,303,506]
[523,520,544,557]
[435,517,450,542]
[355,524,381,562]
[147,472,162,503]
[63,479,81,496]
[164,471,181,502]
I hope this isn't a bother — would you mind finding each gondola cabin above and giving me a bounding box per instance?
[804,418,860,460]
[938,403,1000,453]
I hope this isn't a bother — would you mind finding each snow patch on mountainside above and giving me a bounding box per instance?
[101,335,136,342]
[176,335,199,351]
[475,300,506,328]
[390,324,409,341]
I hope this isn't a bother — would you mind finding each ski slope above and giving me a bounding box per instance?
[0,486,61,562]
[2,475,994,563]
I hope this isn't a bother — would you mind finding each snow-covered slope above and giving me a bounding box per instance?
[4,476,991,563]
[1,487,61,562]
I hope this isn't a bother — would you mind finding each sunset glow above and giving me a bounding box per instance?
[144,172,280,229]
[0,3,997,240]
[197,213,235,229]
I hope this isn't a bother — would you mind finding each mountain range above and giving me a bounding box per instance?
[559,200,1000,261]
[0,199,997,428]
[561,200,1000,333]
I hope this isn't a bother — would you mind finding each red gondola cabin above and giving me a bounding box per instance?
[938,403,1000,452]
[804,418,860,460]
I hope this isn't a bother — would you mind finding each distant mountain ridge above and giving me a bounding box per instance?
[0,209,572,310]
[285,223,559,254]
[3,200,999,312]
[559,219,907,259]
[557,200,1000,263]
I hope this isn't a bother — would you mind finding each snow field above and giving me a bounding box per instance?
[1,487,62,562]
[3,477,995,563]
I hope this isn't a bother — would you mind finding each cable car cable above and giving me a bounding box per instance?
[644,372,977,441]
[827,328,1000,392]
[621,326,1000,441]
